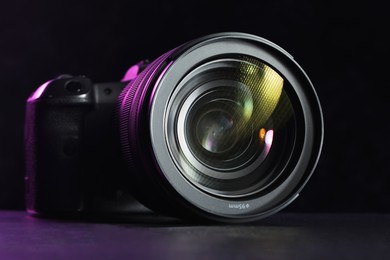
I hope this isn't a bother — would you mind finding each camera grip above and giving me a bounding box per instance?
[25,78,93,215]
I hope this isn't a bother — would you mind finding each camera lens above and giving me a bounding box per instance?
[168,56,297,198]
[118,33,323,223]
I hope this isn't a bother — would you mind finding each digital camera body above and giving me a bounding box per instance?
[25,74,148,216]
[25,32,324,223]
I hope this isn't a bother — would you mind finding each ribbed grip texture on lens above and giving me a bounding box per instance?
[117,51,174,176]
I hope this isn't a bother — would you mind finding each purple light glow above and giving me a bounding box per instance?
[122,64,141,81]
[27,80,51,102]
[265,130,274,146]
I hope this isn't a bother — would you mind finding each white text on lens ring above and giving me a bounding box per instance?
[228,203,250,210]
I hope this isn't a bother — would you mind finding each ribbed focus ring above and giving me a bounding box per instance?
[117,50,174,175]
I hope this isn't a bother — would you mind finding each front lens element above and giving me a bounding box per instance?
[195,104,238,153]
[121,33,323,222]
[167,55,299,197]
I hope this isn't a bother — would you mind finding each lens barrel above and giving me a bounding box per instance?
[118,32,323,223]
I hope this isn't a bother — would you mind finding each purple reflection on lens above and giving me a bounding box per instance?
[265,130,274,146]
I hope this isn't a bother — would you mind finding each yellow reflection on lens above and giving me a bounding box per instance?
[243,97,253,121]
[239,57,284,129]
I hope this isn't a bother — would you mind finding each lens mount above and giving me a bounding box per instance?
[119,32,323,222]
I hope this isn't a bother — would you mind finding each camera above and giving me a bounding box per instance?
[25,32,323,223]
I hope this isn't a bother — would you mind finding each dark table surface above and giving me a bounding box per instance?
[0,211,389,259]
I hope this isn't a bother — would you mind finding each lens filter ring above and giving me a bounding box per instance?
[148,33,323,222]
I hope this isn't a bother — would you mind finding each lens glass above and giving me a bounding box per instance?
[166,55,299,197]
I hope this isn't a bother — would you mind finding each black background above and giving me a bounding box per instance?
[0,0,388,212]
